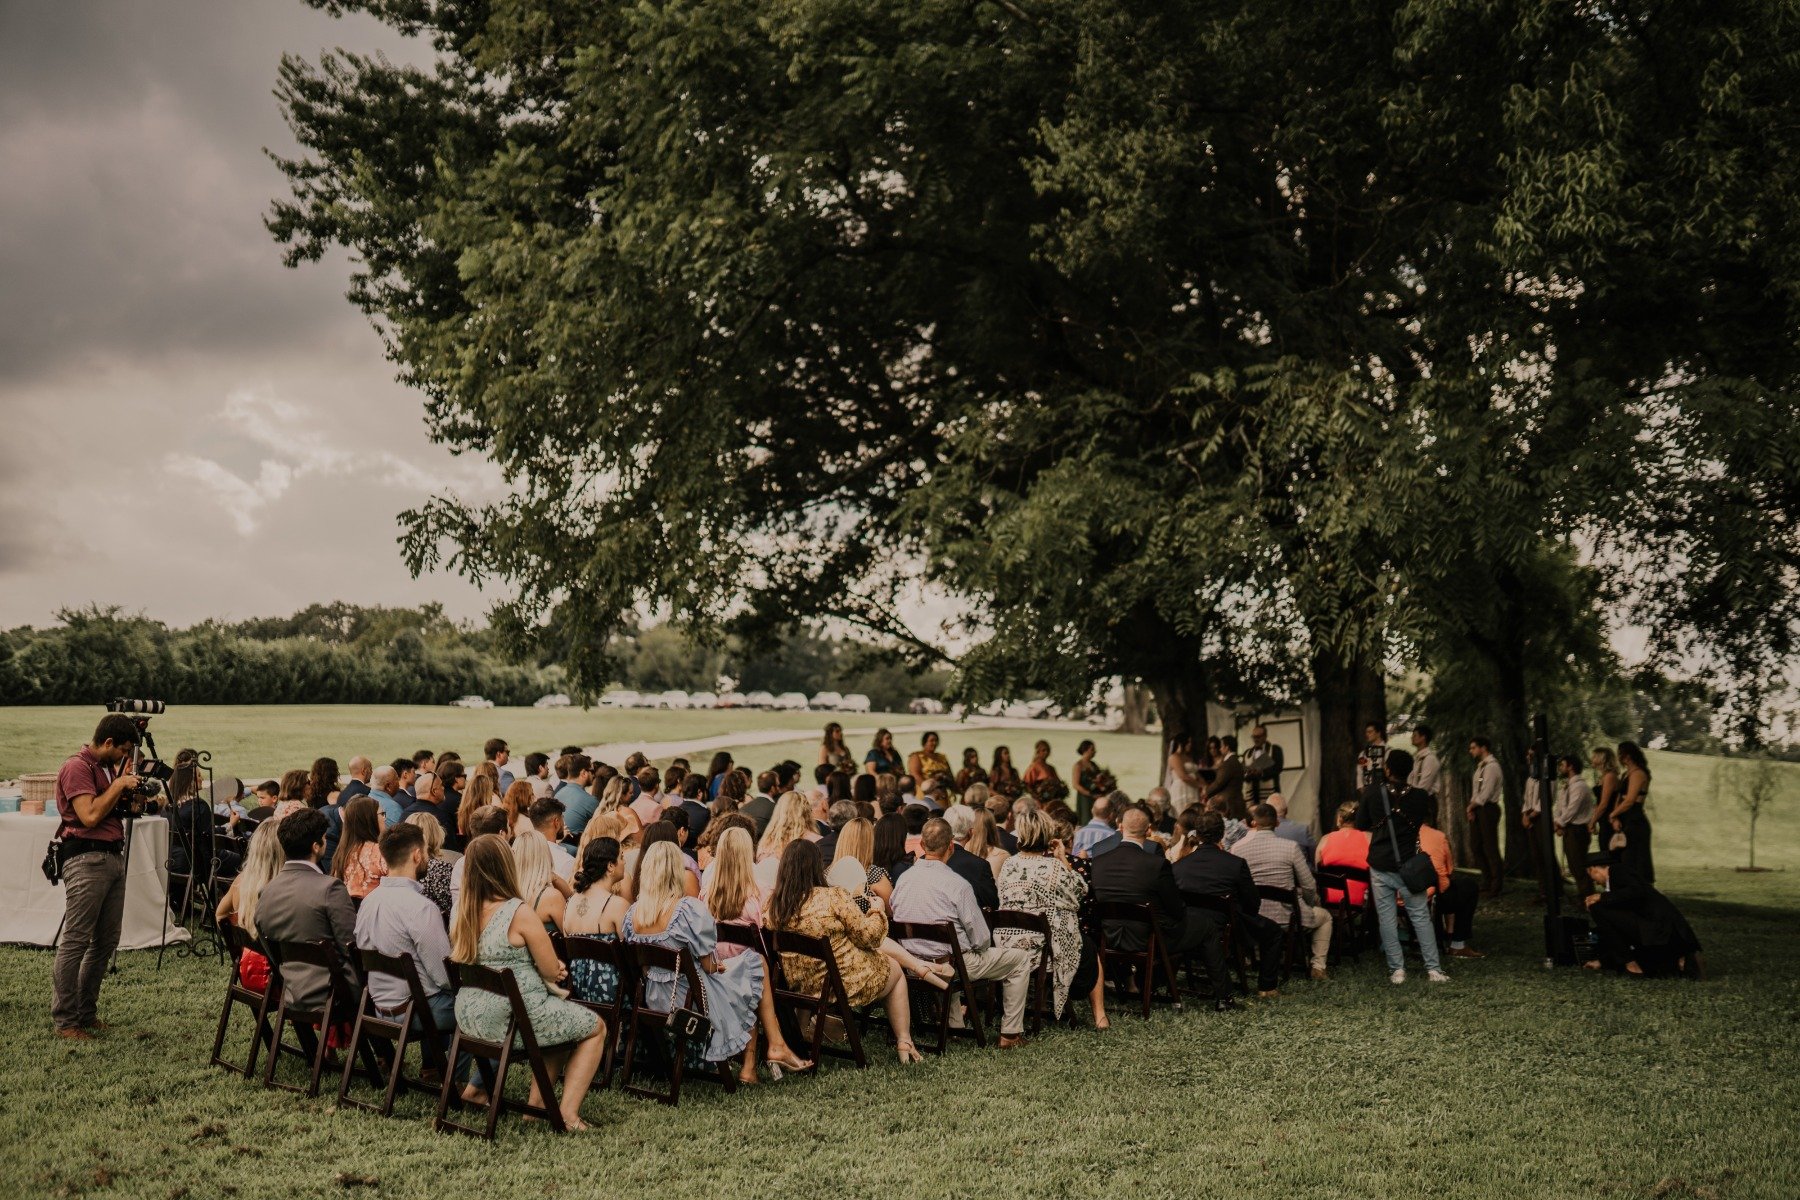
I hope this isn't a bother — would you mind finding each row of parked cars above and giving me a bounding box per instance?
[598,689,875,712]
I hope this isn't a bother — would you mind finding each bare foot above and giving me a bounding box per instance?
[561,1113,589,1131]
[1625,961,1644,976]
[460,1085,490,1106]
[1581,960,1602,971]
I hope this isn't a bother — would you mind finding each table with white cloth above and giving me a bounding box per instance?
[0,812,190,950]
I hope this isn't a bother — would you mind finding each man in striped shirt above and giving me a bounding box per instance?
[1232,804,1333,982]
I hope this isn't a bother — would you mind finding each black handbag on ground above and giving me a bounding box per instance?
[1378,783,1438,894]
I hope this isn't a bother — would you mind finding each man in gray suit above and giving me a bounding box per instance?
[257,808,358,1013]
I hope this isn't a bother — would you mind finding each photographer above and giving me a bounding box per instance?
[50,713,143,1039]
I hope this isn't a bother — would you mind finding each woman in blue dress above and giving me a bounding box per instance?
[451,835,607,1130]
[624,841,812,1085]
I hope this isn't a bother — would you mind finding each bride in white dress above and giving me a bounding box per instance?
[1165,734,1202,814]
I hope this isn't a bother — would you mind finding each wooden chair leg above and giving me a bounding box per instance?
[484,1041,512,1140]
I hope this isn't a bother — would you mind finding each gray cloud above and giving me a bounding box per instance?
[0,1,490,629]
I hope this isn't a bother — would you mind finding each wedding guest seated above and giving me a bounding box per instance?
[941,805,1000,910]
[1071,792,1120,859]
[513,830,570,932]
[901,804,931,857]
[891,820,1036,1049]
[1143,787,1175,839]
[449,805,514,909]
[702,826,763,959]
[1170,809,1278,1008]
[872,812,913,887]
[764,840,923,1064]
[1090,808,1211,963]
[625,842,812,1084]
[742,772,778,838]
[256,809,358,1018]
[1233,804,1332,983]
[330,796,387,901]
[1419,809,1482,958]
[369,765,405,827]
[824,817,956,987]
[556,755,598,835]
[1315,802,1371,908]
[1268,793,1316,865]
[563,839,628,1007]
[354,822,480,1099]
[529,796,574,877]
[401,770,456,832]
[982,790,1019,853]
[404,812,456,921]
[754,793,815,894]
[245,778,281,822]
[1582,853,1703,978]
[995,809,1108,1029]
[452,836,606,1129]
[815,800,857,862]
[965,807,1011,881]
[214,822,286,995]
[695,811,755,877]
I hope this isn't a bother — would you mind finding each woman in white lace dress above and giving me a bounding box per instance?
[1165,733,1202,814]
[994,810,1107,1028]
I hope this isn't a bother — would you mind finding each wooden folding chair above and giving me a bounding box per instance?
[433,961,568,1138]
[766,928,870,1069]
[1256,884,1305,983]
[561,934,637,1091]
[617,944,738,1106]
[1316,866,1373,962]
[209,922,278,1077]
[1180,892,1249,997]
[261,939,374,1098]
[337,948,449,1117]
[1092,900,1182,1018]
[985,909,1053,1034]
[887,920,986,1052]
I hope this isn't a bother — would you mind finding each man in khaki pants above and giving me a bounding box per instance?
[50,714,143,1039]
[1466,736,1505,897]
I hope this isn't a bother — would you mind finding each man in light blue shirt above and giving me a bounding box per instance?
[1269,793,1316,866]
[367,764,405,828]
[556,754,597,836]
[355,823,481,1094]
[1072,794,1121,858]
[890,819,1036,1045]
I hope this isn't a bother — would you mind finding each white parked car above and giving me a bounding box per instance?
[657,689,691,709]
[773,691,810,711]
[909,697,946,715]
[744,690,776,709]
[601,689,641,708]
[450,694,494,709]
[717,691,747,708]
[809,690,844,710]
[976,699,1007,717]
[839,693,872,713]
[688,691,719,709]
[533,693,572,709]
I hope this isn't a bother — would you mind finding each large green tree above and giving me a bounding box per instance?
[272,0,1800,828]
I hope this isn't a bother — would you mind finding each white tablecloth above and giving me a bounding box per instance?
[0,812,190,950]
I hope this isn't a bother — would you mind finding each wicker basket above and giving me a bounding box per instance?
[19,773,56,805]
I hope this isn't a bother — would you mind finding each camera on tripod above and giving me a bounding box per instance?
[107,698,174,815]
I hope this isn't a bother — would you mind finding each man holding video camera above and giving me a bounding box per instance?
[50,713,144,1039]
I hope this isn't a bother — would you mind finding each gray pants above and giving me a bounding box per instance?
[954,945,1035,1037]
[52,850,128,1030]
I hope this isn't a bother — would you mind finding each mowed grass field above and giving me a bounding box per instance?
[0,706,1796,1198]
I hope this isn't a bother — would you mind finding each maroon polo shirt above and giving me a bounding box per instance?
[55,746,123,844]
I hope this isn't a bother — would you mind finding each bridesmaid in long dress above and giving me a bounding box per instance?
[625,842,811,1084]
[1613,742,1656,885]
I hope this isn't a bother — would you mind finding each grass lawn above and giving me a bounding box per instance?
[0,865,1793,1199]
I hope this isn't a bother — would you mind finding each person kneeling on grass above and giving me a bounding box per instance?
[1582,852,1703,979]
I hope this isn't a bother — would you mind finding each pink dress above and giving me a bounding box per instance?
[713,891,762,960]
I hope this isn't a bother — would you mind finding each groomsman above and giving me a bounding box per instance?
[1466,737,1505,897]
[1407,725,1442,799]
[1554,755,1597,897]
[1244,725,1284,803]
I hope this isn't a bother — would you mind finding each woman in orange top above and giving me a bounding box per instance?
[1314,801,1371,908]
[331,795,387,899]
[1021,740,1059,793]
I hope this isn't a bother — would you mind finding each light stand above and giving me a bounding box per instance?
[1532,713,1570,965]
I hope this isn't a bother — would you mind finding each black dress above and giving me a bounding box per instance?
[1616,781,1655,885]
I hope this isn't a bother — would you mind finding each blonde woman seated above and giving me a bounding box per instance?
[214,821,286,994]
[451,835,606,1130]
[753,792,815,895]
[995,809,1108,1029]
[703,827,763,960]
[405,812,457,920]
[965,806,1011,881]
[512,829,571,932]
[625,841,812,1085]
[764,839,923,1064]
[827,818,954,990]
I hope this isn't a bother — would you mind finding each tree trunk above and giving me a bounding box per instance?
[1312,649,1387,831]
[1118,682,1152,735]
[1493,605,1533,879]
[1147,664,1211,789]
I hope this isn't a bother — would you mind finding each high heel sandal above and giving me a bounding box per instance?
[909,965,952,991]
[896,1040,923,1065]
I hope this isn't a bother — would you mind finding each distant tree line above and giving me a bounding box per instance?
[0,605,947,711]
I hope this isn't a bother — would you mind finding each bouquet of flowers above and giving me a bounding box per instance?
[1093,767,1117,795]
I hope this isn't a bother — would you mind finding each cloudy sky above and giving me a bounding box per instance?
[0,1,498,630]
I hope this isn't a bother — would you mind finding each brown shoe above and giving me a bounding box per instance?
[55,1027,95,1041]
[1257,989,1280,999]
[1309,967,1328,982]
[997,1034,1026,1050]
[1447,946,1486,959]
